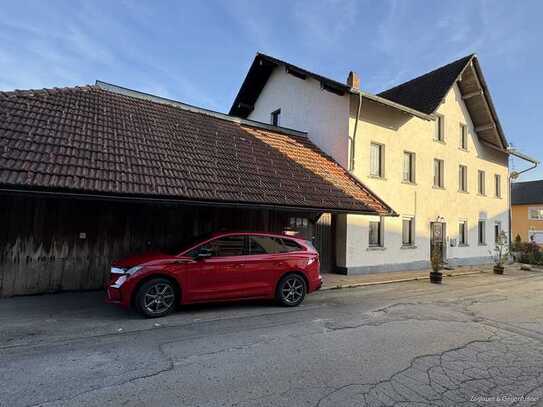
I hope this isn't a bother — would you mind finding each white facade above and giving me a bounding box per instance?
[250,67,350,168]
[247,67,509,274]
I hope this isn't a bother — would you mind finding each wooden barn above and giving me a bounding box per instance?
[0,82,394,297]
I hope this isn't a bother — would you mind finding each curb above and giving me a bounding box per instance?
[319,270,483,291]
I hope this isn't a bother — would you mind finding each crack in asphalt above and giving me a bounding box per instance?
[10,273,543,407]
[28,335,280,407]
[315,331,543,407]
[314,295,543,407]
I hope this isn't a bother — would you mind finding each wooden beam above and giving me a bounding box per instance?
[475,123,495,132]
[462,90,483,100]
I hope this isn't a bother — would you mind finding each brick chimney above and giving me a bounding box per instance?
[347,71,360,91]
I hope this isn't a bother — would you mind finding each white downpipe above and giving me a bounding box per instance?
[349,92,362,172]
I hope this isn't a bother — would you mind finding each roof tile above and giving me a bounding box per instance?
[0,85,393,214]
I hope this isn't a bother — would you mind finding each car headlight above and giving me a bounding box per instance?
[111,275,128,288]
[126,265,143,276]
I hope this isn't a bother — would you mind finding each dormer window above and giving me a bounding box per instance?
[271,109,281,126]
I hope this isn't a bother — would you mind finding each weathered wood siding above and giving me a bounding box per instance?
[0,194,312,297]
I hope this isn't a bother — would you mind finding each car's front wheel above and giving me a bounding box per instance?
[276,274,306,307]
[135,278,177,318]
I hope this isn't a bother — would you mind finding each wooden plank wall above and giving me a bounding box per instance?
[314,213,334,273]
[0,194,300,297]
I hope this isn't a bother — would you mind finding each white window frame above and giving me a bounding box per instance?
[495,174,501,198]
[528,207,543,220]
[458,220,468,246]
[459,123,468,150]
[478,170,486,196]
[433,159,444,188]
[478,219,487,245]
[370,142,385,178]
[402,217,415,246]
[435,114,445,142]
[528,230,543,244]
[458,165,468,192]
[403,151,416,183]
[369,217,384,247]
[494,221,502,244]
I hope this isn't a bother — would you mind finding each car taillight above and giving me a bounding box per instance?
[307,256,317,266]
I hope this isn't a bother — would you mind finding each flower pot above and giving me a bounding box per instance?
[430,271,443,284]
[493,265,504,275]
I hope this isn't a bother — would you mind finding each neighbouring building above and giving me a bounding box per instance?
[0,82,394,297]
[231,53,511,273]
[512,180,543,245]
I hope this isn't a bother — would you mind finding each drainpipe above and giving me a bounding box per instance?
[349,91,362,172]
[347,71,361,172]
[507,148,540,245]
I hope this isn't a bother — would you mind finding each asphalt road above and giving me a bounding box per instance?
[1,269,543,407]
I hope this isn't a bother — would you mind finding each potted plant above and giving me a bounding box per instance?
[430,244,443,283]
[493,231,509,275]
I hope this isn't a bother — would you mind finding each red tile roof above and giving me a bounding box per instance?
[0,85,394,215]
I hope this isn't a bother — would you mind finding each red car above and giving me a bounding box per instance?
[106,232,322,317]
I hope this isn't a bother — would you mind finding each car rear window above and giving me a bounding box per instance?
[282,238,304,252]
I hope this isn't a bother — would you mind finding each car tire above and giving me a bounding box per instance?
[276,274,306,307]
[135,278,178,318]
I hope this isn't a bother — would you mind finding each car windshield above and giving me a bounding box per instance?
[177,233,214,255]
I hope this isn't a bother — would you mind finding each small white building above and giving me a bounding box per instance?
[230,54,511,274]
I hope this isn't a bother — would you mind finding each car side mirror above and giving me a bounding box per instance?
[196,248,213,260]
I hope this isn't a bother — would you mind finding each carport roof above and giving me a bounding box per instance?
[0,82,395,215]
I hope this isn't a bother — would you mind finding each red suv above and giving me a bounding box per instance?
[106,232,322,317]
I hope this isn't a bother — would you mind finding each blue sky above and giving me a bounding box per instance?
[1,0,541,180]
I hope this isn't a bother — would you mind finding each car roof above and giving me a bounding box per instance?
[208,231,305,240]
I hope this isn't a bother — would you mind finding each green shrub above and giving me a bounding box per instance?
[517,241,542,265]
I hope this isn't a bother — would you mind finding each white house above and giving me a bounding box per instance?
[230,53,511,274]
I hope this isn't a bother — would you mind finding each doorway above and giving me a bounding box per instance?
[430,222,446,264]
[314,213,336,273]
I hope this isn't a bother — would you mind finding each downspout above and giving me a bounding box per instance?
[349,91,362,172]
[507,148,540,245]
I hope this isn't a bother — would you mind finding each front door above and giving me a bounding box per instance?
[430,222,446,264]
[187,235,249,301]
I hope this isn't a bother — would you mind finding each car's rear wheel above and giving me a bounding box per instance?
[276,274,306,307]
[135,278,177,318]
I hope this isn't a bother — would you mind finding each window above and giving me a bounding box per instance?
[402,218,414,246]
[207,235,246,257]
[403,152,416,183]
[435,114,445,141]
[248,236,285,255]
[369,218,383,247]
[494,222,502,244]
[289,217,308,229]
[282,238,303,252]
[528,230,543,244]
[433,159,444,188]
[270,109,281,126]
[458,165,468,192]
[495,174,501,198]
[459,221,468,245]
[478,220,486,245]
[370,143,384,177]
[528,207,543,220]
[478,170,486,195]
[459,124,468,149]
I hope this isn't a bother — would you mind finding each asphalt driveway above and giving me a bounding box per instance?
[1,267,543,406]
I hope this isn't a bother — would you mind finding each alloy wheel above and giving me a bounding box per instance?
[281,277,305,305]
[143,283,175,315]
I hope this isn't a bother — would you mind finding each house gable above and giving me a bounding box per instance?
[246,65,351,168]
[379,55,507,150]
